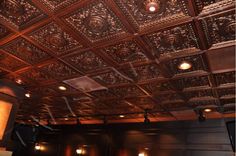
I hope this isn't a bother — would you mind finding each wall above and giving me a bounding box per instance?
[12,118,235,156]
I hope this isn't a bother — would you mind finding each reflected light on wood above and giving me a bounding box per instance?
[0,101,12,140]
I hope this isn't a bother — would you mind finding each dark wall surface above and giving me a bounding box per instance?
[12,118,235,156]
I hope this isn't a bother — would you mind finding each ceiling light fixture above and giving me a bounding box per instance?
[204,108,212,113]
[35,143,41,150]
[138,153,145,156]
[146,0,160,13]
[25,92,31,98]
[58,86,67,91]
[119,115,125,118]
[178,61,192,70]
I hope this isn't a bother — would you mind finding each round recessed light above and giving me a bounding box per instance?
[64,118,69,121]
[76,148,85,155]
[138,153,145,156]
[146,1,160,13]
[119,115,125,118]
[204,108,212,113]
[58,86,67,91]
[178,61,192,70]
[25,93,31,98]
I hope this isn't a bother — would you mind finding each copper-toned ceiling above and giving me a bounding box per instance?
[0,0,235,124]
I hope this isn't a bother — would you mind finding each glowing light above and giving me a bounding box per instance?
[35,144,41,150]
[15,79,23,84]
[76,148,85,155]
[178,61,192,70]
[25,93,31,98]
[204,108,212,112]
[138,153,145,156]
[119,115,125,118]
[58,86,67,91]
[149,6,156,12]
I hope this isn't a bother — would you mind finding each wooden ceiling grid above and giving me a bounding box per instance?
[0,0,235,124]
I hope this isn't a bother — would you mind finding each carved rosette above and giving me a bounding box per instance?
[0,0,44,28]
[64,51,108,73]
[29,22,83,55]
[103,40,148,63]
[146,24,199,57]
[64,1,126,42]
[2,38,51,64]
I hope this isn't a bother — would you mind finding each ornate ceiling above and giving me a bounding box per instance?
[0,0,235,124]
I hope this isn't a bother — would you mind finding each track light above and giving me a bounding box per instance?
[144,109,150,124]
[198,110,206,122]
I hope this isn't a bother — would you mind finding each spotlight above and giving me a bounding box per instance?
[144,109,150,124]
[204,108,212,112]
[198,110,206,122]
[35,143,41,150]
[25,92,31,98]
[58,86,67,91]
[178,61,192,70]
[76,148,85,155]
[138,153,145,156]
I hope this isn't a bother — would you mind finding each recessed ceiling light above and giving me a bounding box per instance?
[119,115,125,118]
[35,144,41,150]
[146,1,160,13]
[15,79,23,84]
[58,86,67,91]
[138,153,145,156]
[25,93,31,98]
[64,118,69,121]
[178,61,192,70]
[204,108,212,113]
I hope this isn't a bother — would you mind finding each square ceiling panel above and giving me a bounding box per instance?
[2,37,51,64]
[63,0,127,43]
[214,71,235,87]
[0,0,46,29]
[144,23,199,57]
[102,40,148,64]
[115,0,189,31]
[63,51,109,73]
[200,11,235,46]
[140,81,173,95]
[29,22,83,55]
[63,76,107,92]
[109,85,146,98]
[0,53,28,72]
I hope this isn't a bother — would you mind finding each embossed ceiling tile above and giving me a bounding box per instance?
[0,68,8,77]
[166,54,208,75]
[63,51,108,73]
[29,22,83,55]
[0,23,11,40]
[64,1,127,43]
[121,63,161,82]
[163,102,187,111]
[145,23,199,57]
[140,81,173,95]
[89,89,116,98]
[38,0,78,11]
[157,93,184,104]
[0,53,28,71]
[200,0,234,14]
[2,37,51,64]
[188,99,218,108]
[19,68,54,82]
[0,0,45,29]
[115,0,188,30]
[217,87,235,99]
[103,40,148,64]
[126,97,158,110]
[91,69,131,86]
[214,71,235,86]
[39,61,78,80]
[172,75,210,90]
[184,89,215,101]
[201,12,235,46]
[30,86,60,97]
[109,85,146,98]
